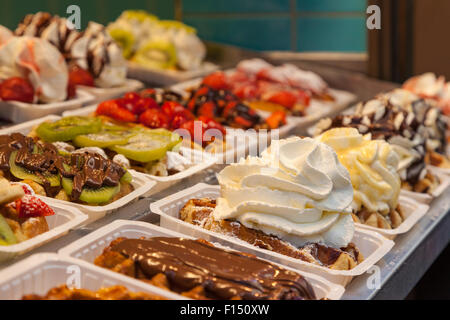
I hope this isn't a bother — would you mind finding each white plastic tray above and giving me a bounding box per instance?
[127,61,219,86]
[149,183,394,287]
[58,220,345,300]
[79,79,144,102]
[400,165,450,204]
[0,89,94,123]
[0,202,87,263]
[0,253,184,300]
[355,196,429,240]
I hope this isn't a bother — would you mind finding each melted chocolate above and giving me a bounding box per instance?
[0,133,126,201]
[108,237,317,300]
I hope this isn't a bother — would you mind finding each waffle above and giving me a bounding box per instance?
[352,205,405,230]
[94,237,317,300]
[425,151,450,169]
[401,171,440,194]
[179,198,363,270]
[22,285,165,300]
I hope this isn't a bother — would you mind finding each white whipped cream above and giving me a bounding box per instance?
[72,147,107,159]
[214,136,355,249]
[113,154,130,169]
[0,26,12,48]
[166,151,192,172]
[318,128,401,214]
[0,37,68,103]
[403,73,446,98]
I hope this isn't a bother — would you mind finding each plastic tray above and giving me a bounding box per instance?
[400,166,450,204]
[149,183,395,287]
[0,89,94,123]
[58,220,345,300]
[78,79,144,102]
[127,61,219,86]
[0,202,87,263]
[355,196,429,240]
[0,253,184,300]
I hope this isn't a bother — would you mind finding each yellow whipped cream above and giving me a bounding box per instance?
[317,128,401,215]
[214,136,355,249]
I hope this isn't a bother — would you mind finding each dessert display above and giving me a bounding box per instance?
[32,115,196,176]
[14,12,128,90]
[94,236,318,300]
[107,10,206,71]
[22,285,165,300]
[0,131,134,205]
[313,93,444,193]
[0,26,12,47]
[179,137,364,270]
[0,178,55,246]
[0,36,69,103]
[316,128,403,229]
[209,58,334,116]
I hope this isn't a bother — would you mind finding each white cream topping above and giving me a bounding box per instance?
[72,147,107,159]
[213,136,355,248]
[0,37,68,103]
[0,26,12,48]
[112,154,130,169]
[166,151,192,172]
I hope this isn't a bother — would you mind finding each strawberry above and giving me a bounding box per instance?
[198,116,226,134]
[96,100,137,122]
[161,101,186,119]
[296,89,311,106]
[0,77,35,103]
[15,195,55,218]
[139,109,170,129]
[69,66,95,87]
[202,72,229,90]
[123,92,140,104]
[132,97,159,115]
[197,101,216,119]
[266,91,297,109]
[171,109,195,129]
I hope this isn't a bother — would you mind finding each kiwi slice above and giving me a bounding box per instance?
[120,170,133,184]
[0,214,17,245]
[36,116,102,142]
[108,28,135,59]
[73,131,135,148]
[131,40,177,69]
[61,177,120,204]
[9,151,60,187]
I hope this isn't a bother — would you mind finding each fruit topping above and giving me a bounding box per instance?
[15,195,55,218]
[36,116,102,142]
[96,100,137,123]
[0,77,35,103]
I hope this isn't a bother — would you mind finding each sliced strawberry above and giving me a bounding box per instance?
[139,108,170,129]
[197,101,217,119]
[266,110,287,129]
[234,116,253,128]
[296,89,311,106]
[198,116,226,134]
[223,101,237,118]
[123,92,140,104]
[132,97,159,115]
[15,195,55,218]
[0,77,35,103]
[69,66,95,87]
[202,72,229,90]
[266,91,297,109]
[161,101,186,119]
[96,100,137,123]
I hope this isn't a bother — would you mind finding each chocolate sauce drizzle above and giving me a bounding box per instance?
[0,133,125,200]
[108,237,317,300]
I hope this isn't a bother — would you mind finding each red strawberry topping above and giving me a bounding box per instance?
[0,77,35,103]
[15,195,55,218]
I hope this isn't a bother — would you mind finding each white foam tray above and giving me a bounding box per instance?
[355,196,429,240]
[0,115,156,223]
[127,61,219,86]
[170,69,357,137]
[58,220,345,300]
[149,183,394,287]
[0,253,184,300]
[0,89,94,123]
[0,202,87,263]
[79,79,144,102]
[400,165,450,204]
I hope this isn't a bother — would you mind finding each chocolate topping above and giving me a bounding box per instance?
[107,237,317,300]
[0,133,126,200]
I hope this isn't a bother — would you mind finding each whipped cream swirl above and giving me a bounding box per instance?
[317,128,401,215]
[214,136,355,249]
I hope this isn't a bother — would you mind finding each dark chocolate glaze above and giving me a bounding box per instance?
[0,133,126,200]
[187,84,263,129]
[109,237,317,300]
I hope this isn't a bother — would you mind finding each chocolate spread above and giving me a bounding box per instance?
[0,133,126,200]
[108,237,317,300]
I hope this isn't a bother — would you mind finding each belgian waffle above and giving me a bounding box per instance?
[352,205,405,230]
[179,198,364,270]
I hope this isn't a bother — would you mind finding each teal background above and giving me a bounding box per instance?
[0,0,367,52]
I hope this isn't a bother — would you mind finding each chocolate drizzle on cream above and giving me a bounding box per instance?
[107,237,317,300]
[0,133,126,200]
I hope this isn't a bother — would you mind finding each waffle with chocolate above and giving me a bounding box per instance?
[22,285,165,300]
[94,236,318,300]
[352,206,405,229]
[179,198,363,270]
